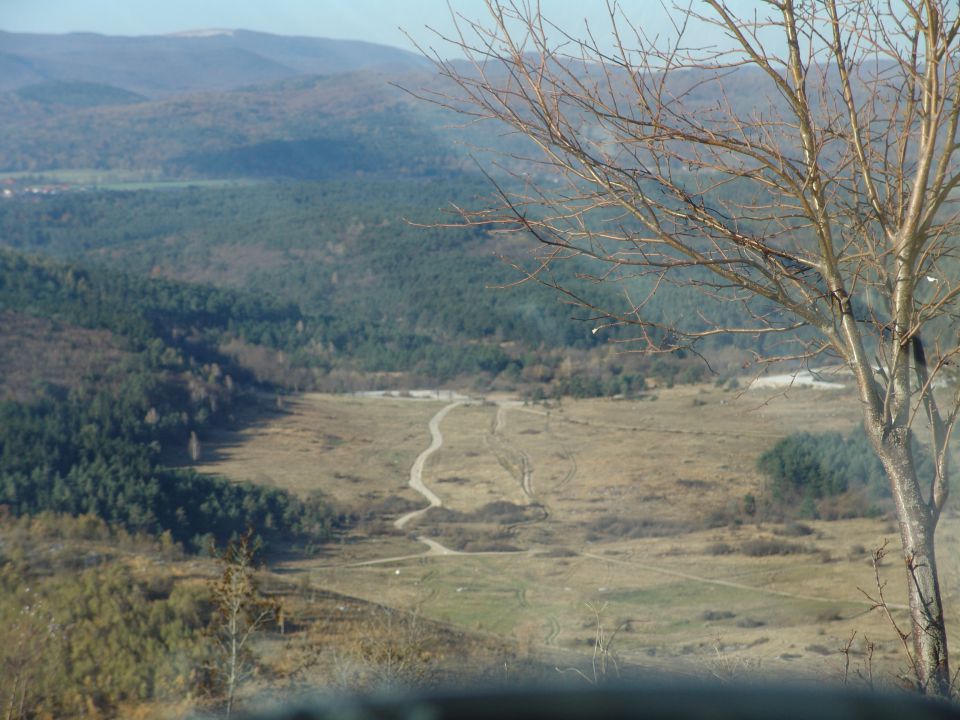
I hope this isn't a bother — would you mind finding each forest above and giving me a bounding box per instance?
[0,180,763,387]
[0,249,337,548]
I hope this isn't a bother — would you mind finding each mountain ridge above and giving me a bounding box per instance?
[0,28,430,96]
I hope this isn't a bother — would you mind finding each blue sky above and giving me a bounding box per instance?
[0,1,764,55]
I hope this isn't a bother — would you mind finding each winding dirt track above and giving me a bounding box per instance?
[338,398,534,567]
[394,400,465,531]
[341,396,895,613]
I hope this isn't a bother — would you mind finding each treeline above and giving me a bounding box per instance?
[0,250,337,548]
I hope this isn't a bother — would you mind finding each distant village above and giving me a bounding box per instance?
[1,177,76,198]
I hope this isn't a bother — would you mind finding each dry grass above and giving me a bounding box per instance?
[193,383,960,687]
[196,393,436,506]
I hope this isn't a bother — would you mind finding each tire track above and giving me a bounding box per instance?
[520,451,534,496]
[545,615,561,645]
[487,403,534,500]
[556,449,578,492]
[516,586,529,609]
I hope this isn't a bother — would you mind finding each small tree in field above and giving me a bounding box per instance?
[421,0,960,695]
[209,529,279,717]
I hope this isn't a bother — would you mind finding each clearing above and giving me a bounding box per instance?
[193,383,960,685]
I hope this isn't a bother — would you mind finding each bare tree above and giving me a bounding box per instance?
[419,0,960,695]
[209,529,279,717]
[188,430,202,463]
[1,602,57,720]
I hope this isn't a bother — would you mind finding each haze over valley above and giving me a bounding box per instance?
[2,14,959,717]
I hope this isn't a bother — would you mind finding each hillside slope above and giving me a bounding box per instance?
[0,29,428,96]
[0,249,339,547]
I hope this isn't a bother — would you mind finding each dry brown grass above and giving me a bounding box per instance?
[196,394,436,505]
[192,383,960,687]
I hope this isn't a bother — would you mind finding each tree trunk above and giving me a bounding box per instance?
[905,529,950,695]
[878,436,950,695]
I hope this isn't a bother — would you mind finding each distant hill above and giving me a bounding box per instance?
[15,80,147,107]
[0,33,776,180]
[0,29,430,97]
[0,67,501,178]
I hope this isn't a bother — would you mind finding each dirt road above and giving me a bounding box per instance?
[394,400,464,531]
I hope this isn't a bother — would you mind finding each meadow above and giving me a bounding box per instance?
[194,381,960,687]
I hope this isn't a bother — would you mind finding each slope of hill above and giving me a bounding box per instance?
[0,29,429,96]
[0,179,752,391]
[0,249,339,548]
[15,79,147,107]
[0,68,476,176]
[0,181,578,382]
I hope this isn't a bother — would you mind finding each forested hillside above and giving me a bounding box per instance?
[0,250,337,548]
[0,29,428,96]
[0,29,766,555]
[0,71,480,176]
[0,180,744,389]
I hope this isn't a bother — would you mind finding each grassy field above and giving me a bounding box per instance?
[194,383,960,688]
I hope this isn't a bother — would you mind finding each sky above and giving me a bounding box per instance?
[0,1,764,55]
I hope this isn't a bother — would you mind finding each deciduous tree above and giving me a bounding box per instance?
[209,529,279,717]
[422,0,960,695]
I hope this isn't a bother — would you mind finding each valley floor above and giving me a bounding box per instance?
[194,383,960,689]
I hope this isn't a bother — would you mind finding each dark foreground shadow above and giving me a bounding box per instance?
[237,683,960,720]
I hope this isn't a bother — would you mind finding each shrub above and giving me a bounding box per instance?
[740,537,810,556]
[774,521,814,537]
[706,542,734,556]
[584,515,691,541]
[539,547,578,558]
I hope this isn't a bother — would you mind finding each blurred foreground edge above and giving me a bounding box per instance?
[250,683,960,720]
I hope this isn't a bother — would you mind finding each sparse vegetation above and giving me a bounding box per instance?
[740,538,813,557]
[0,541,211,718]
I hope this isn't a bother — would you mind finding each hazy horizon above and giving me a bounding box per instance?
[0,1,765,58]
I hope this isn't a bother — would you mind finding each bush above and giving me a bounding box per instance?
[740,537,810,556]
[584,515,691,541]
[774,521,814,537]
[706,542,734,555]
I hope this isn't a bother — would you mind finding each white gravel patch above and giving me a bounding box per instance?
[748,370,847,390]
[352,389,472,401]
